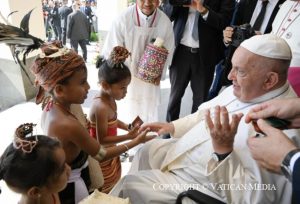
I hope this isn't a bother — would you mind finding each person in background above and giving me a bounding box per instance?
[223,0,285,44]
[164,0,234,125]
[67,2,90,61]
[59,0,72,45]
[49,1,62,41]
[0,123,71,204]
[101,0,175,123]
[272,0,300,96]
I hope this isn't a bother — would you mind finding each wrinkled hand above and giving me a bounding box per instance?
[245,98,300,128]
[247,119,297,173]
[205,106,243,154]
[223,26,234,44]
[139,122,174,136]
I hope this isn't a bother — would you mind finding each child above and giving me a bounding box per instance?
[30,41,152,203]
[0,123,71,204]
[89,46,146,193]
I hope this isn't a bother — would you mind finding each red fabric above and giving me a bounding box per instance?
[288,67,300,96]
[89,119,118,140]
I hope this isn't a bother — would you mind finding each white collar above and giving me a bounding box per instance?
[136,4,156,23]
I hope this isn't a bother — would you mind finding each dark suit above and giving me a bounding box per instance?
[50,5,62,41]
[293,158,300,203]
[59,5,72,45]
[67,10,90,61]
[234,0,285,33]
[166,0,235,122]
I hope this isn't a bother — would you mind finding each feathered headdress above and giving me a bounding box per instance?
[0,9,44,84]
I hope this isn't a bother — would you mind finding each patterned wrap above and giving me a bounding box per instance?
[31,41,86,104]
[136,44,168,85]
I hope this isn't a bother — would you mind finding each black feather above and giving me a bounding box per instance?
[20,8,34,33]
[0,9,44,85]
[7,11,18,20]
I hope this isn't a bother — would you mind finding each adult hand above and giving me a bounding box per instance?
[247,119,297,173]
[205,106,243,154]
[223,26,234,44]
[139,122,175,136]
[245,98,300,128]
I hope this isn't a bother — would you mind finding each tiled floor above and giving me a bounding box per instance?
[0,42,193,202]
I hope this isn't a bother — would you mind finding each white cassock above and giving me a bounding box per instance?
[101,4,175,122]
[272,0,300,67]
[110,83,300,204]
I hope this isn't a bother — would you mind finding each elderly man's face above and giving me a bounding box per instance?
[137,0,159,16]
[228,47,270,102]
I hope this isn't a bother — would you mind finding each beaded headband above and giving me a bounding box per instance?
[13,123,38,154]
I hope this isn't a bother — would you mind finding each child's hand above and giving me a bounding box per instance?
[134,128,150,143]
[127,126,139,139]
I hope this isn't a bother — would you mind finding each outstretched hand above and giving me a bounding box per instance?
[205,106,243,154]
[139,122,174,136]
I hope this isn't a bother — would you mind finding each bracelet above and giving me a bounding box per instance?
[123,144,129,151]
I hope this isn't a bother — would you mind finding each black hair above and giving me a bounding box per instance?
[96,56,131,85]
[0,135,61,191]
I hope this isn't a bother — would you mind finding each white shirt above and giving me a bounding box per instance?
[137,6,157,27]
[250,0,280,33]
[180,7,208,48]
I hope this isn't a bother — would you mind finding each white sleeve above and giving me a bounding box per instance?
[101,16,126,59]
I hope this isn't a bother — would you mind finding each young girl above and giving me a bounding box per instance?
[30,41,152,203]
[0,123,71,204]
[89,46,146,193]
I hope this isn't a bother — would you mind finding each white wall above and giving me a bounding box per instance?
[0,0,45,60]
[97,0,127,31]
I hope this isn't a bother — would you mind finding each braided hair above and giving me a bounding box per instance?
[96,46,131,84]
[0,123,61,192]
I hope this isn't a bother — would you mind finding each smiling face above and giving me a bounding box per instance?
[137,0,159,16]
[228,47,273,102]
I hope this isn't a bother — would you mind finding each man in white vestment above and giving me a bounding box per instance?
[110,34,300,203]
[101,0,175,122]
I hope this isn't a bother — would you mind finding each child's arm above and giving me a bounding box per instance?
[67,119,153,162]
[94,104,135,145]
[117,119,129,131]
